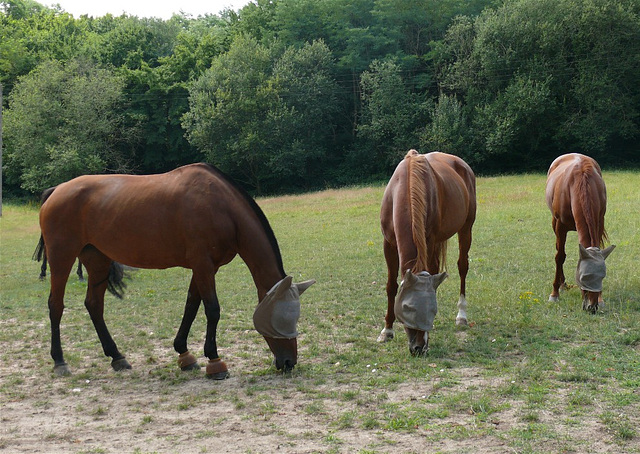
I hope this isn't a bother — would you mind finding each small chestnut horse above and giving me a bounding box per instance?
[545,153,614,312]
[35,163,314,378]
[378,150,476,355]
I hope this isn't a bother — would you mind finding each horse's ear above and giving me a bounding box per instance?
[274,275,294,299]
[403,269,416,286]
[602,245,616,260]
[578,244,590,259]
[295,279,315,295]
[432,272,448,290]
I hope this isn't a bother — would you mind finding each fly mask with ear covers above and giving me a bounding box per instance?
[394,270,448,332]
[576,244,615,292]
[253,276,315,338]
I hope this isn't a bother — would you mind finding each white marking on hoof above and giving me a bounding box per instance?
[377,328,394,343]
[549,295,559,303]
[456,294,468,326]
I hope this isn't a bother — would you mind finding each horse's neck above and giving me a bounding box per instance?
[236,217,286,301]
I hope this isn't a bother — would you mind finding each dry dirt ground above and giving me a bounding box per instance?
[1,337,638,454]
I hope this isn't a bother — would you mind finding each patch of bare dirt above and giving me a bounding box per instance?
[1,344,639,453]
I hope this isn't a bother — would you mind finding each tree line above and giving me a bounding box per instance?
[2,0,639,196]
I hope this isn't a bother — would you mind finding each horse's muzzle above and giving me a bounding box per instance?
[263,336,298,372]
[405,327,429,356]
[581,290,600,314]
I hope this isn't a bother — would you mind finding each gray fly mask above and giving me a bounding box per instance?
[394,270,448,332]
[253,276,315,339]
[576,244,615,292]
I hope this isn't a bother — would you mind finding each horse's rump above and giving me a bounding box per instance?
[406,151,475,273]
[546,153,607,248]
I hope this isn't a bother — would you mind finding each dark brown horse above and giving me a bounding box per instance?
[378,150,476,355]
[545,153,614,312]
[35,163,314,378]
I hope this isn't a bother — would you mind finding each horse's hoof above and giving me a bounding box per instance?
[205,358,229,380]
[409,345,428,357]
[177,351,200,371]
[111,358,132,371]
[549,295,559,303]
[53,363,72,376]
[207,370,230,380]
[377,328,394,343]
[455,317,468,327]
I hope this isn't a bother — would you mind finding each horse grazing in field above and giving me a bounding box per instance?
[34,163,314,378]
[378,150,476,355]
[545,153,614,313]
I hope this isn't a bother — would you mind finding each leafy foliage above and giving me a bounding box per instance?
[4,59,129,191]
[2,0,639,196]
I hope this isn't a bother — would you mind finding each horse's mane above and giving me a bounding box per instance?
[405,150,447,273]
[201,163,286,278]
[575,161,608,248]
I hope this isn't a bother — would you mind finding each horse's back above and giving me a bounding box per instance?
[426,152,476,198]
[426,152,476,227]
[39,164,240,269]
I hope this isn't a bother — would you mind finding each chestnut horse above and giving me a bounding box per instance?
[35,163,314,378]
[378,150,476,355]
[545,153,614,312]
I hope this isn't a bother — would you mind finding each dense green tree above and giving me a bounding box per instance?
[356,58,427,176]
[435,0,640,169]
[0,0,90,94]
[183,36,339,193]
[4,59,130,192]
[420,94,475,161]
[182,35,279,192]
[3,0,639,197]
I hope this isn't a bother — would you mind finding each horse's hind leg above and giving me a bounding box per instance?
[456,225,472,327]
[378,239,399,343]
[48,256,76,376]
[550,220,568,302]
[80,247,130,371]
[173,276,202,371]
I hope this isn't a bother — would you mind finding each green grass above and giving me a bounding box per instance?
[1,171,639,453]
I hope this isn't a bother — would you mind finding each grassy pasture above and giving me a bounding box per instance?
[0,171,639,453]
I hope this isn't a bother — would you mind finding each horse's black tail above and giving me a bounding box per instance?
[33,235,46,262]
[106,262,128,299]
[34,235,48,279]
[34,186,57,274]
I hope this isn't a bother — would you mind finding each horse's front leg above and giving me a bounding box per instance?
[173,277,202,371]
[550,221,568,302]
[456,227,473,326]
[192,270,229,380]
[378,239,399,343]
